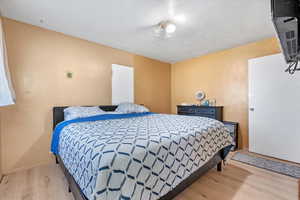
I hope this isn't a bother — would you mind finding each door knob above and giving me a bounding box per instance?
[250,108,254,111]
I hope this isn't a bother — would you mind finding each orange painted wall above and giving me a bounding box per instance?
[171,38,281,149]
[133,56,171,114]
[0,18,170,173]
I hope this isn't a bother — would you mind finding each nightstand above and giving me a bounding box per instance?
[223,121,239,151]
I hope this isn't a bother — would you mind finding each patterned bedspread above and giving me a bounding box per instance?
[57,113,233,200]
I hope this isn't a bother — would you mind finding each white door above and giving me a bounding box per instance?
[112,64,134,105]
[249,54,300,163]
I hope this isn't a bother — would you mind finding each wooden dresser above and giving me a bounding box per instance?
[177,105,223,121]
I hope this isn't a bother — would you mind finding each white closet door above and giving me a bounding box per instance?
[112,64,134,105]
[0,18,15,106]
[249,53,300,163]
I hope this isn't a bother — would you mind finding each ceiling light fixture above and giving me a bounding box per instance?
[165,22,176,34]
[154,20,177,38]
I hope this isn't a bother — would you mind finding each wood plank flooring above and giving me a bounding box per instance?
[0,157,299,200]
[0,162,74,200]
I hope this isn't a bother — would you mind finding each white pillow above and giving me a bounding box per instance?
[115,103,149,113]
[64,106,105,121]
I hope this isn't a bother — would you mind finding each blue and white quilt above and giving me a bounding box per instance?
[51,113,233,200]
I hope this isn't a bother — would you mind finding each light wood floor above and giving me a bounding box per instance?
[0,156,299,200]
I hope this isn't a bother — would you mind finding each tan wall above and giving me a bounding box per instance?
[171,38,280,149]
[0,18,171,174]
[133,56,171,114]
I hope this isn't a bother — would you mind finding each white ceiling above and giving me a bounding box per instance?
[0,0,276,63]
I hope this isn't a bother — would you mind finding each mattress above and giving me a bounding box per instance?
[51,113,233,200]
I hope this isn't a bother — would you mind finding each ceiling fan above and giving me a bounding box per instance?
[136,0,186,39]
[148,11,186,39]
[153,13,186,38]
[154,20,177,38]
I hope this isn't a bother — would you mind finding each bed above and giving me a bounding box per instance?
[52,105,233,200]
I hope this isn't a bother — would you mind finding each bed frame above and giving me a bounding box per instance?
[53,106,225,200]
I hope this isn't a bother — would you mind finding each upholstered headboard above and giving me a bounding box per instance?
[52,105,118,130]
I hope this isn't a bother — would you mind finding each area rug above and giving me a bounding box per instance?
[232,152,300,179]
